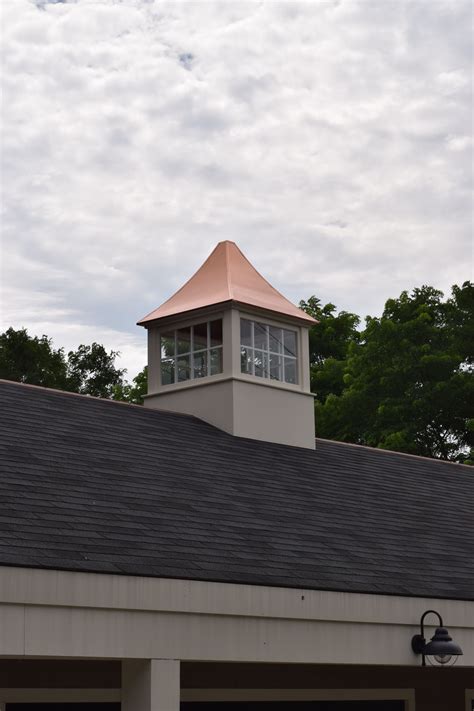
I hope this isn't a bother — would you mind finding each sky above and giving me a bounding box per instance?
[2,0,472,379]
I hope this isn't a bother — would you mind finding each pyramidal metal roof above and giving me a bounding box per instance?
[138,241,316,325]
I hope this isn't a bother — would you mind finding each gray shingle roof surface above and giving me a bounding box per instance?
[1,379,473,599]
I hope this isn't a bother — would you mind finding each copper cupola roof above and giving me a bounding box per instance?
[138,241,316,326]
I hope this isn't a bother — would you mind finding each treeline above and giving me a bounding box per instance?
[1,281,472,464]
[0,328,147,404]
[300,282,473,464]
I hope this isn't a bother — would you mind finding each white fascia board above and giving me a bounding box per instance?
[0,566,473,665]
[0,565,472,627]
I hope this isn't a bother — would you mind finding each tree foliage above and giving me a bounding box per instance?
[0,328,69,390]
[67,342,125,398]
[0,328,127,399]
[299,296,360,401]
[305,283,473,463]
[113,366,147,405]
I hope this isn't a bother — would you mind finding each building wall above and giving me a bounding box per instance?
[145,375,314,449]
[182,663,474,711]
[0,660,473,711]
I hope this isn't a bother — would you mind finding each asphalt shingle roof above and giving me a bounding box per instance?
[1,379,473,599]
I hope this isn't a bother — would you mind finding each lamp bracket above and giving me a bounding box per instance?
[413,609,444,666]
[411,634,426,655]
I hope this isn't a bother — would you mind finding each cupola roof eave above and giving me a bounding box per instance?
[137,241,317,326]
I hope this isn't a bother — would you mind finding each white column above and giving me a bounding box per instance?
[229,307,241,377]
[122,659,180,711]
[300,326,311,392]
[147,327,161,394]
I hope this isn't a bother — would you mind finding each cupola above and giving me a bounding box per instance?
[138,241,316,449]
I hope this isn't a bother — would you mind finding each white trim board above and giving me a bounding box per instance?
[466,688,474,711]
[1,566,473,665]
[0,688,120,702]
[0,566,472,627]
[182,688,415,710]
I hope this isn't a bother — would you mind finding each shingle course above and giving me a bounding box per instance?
[0,380,473,599]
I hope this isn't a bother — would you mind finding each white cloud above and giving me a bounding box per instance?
[1,0,472,376]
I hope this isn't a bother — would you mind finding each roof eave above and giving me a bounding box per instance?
[137,299,317,328]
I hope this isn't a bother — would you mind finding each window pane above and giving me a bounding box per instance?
[193,322,207,351]
[193,350,207,379]
[177,354,191,381]
[270,353,282,381]
[241,347,252,374]
[240,319,252,347]
[177,327,191,355]
[269,326,283,354]
[210,319,223,346]
[161,358,174,385]
[161,331,175,358]
[283,329,297,357]
[210,347,222,375]
[254,349,267,378]
[284,357,297,384]
[254,322,267,350]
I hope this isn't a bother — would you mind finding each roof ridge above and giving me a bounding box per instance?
[224,240,233,300]
[0,379,201,421]
[315,436,472,469]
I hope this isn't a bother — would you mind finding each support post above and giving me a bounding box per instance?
[122,658,180,711]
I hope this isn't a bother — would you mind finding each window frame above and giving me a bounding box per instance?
[240,318,299,385]
[160,318,223,386]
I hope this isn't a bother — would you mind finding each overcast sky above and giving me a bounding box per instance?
[2,0,472,378]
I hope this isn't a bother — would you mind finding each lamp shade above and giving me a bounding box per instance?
[424,627,463,657]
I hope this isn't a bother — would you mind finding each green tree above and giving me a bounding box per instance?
[0,327,69,389]
[0,328,129,399]
[315,283,474,462]
[299,296,360,402]
[113,366,147,405]
[67,343,126,398]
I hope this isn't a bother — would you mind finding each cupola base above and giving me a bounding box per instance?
[144,377,315,450]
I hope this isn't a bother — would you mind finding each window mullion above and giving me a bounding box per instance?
[280,328,284,381]
[174,331,178,384]
[266,324,270,379]
[251,321,255,376]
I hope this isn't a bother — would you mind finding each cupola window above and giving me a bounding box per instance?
[240,318,298,384]
[161,319,223,385]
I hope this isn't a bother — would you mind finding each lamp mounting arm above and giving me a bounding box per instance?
[420,609,443,641]
[412,609,444,666]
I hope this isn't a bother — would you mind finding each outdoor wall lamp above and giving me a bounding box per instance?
[411,610,463,666]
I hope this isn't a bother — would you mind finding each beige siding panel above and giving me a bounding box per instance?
[232,377,315,448]
[0,567,472,629]
[145,378,235,435]
[19,604,474,665]
[0,605,24,656]
[1,567,473,665]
